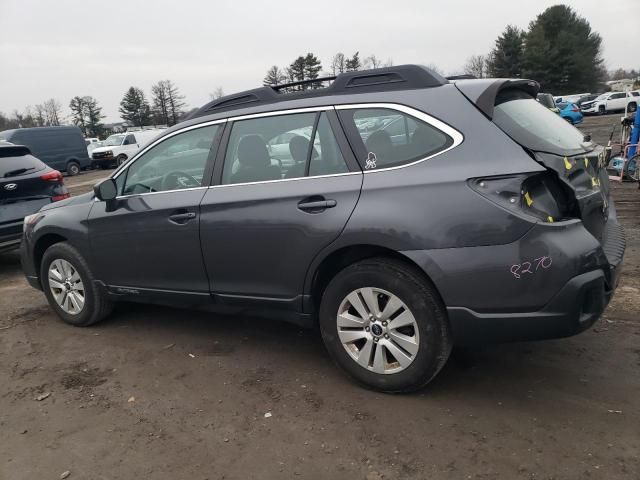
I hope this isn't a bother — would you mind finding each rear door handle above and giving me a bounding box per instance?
[297,199,337,212]
[168,211,196,224]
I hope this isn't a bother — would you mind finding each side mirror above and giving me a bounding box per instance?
[94,178,118,202]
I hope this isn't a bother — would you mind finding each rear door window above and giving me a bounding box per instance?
[338,107,453,170]
[221,111,349,185]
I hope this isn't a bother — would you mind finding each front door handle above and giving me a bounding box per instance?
[168,211,196,224]
[297,198,337,213]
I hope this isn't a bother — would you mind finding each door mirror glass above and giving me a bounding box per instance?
[94,178,117,201]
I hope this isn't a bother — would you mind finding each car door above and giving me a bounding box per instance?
[88,122,223,295]
[609,93,626,110]
[199,108,362,307]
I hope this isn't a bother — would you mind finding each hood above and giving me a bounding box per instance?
[40,191,94,212]
[92,146,117,153]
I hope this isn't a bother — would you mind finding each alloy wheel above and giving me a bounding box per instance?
[336,287,420,374]
[48,259,85,315]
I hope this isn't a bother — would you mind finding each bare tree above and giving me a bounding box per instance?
[44,99,62,126]
[463,54,487,78]
[151,81,170,125]
[164,80,186,126]
[209,86,225,100]
[363,54,383,69]
[263,65,287,86]
[34,104,46,126]
[331,53,346,75]
[425,63,445,76]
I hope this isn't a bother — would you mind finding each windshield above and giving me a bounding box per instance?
[104,134,125,146]
[493,89,592,155]
[595,94,608,100]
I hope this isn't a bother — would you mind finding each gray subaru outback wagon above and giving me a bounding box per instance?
[21,65,625,392]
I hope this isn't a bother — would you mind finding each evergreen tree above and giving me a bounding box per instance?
[522,5,604,93]
[84,96,104,137]
[486,25,525,78]
[69,96,88,135]
[119,87,151,127]
[345,52,361,71]
[303,53,322,88]
[288,56,307,89]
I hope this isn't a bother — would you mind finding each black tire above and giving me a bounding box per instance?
[116,155,127,167]
[41,242,113,327]
[66,161,80,176]
[319,257,452,393]
[598,105,606,115]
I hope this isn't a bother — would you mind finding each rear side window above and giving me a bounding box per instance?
[339,108,452,170]
[493,89,590,155]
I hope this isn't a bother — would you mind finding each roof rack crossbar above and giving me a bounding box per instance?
[272,75,337,91]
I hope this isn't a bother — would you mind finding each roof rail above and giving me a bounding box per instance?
[447,74,477,80]
[190,65,448,119]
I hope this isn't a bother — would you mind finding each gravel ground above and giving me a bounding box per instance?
[0,114,638,480]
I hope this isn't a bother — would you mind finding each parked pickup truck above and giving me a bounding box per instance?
[91,129,163,168]
[580,91,639,115]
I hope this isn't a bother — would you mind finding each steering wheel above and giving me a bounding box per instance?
[161,171,200,190]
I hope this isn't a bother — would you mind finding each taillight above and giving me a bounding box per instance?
[469,173,577,223]
[51,193,71,202]
[41,170,63,182]
[52,193,70,202]
[572,106,579,112]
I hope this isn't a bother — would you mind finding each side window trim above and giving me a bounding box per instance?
[304,113,321,177]
[335,103,464,173]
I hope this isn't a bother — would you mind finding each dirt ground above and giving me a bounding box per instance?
[1,115,638,480]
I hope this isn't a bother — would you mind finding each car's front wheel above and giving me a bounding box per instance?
[319,257,452,393]
[41,242,113,327]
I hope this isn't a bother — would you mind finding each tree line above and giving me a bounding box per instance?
[263,52,393,90]
[459,5,608,94]
[0,79,189,138]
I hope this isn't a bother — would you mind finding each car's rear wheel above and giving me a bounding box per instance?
[41,242,113,327]
[66,161,80,176]
[319,257,452,393]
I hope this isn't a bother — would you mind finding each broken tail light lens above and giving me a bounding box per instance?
[469,172,577,223]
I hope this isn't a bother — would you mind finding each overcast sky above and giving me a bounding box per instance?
[1,0,637,123]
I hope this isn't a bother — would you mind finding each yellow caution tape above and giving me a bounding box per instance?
[592,177,600,187]
[564,157,572,170]
[524,191,533,206]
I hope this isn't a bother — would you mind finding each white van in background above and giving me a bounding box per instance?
[91,128,164,168]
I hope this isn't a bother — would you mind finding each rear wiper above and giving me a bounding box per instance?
[3,167,35,178]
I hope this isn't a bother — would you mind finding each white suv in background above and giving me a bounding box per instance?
[91,129,164,168]
[580,91,639,115]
